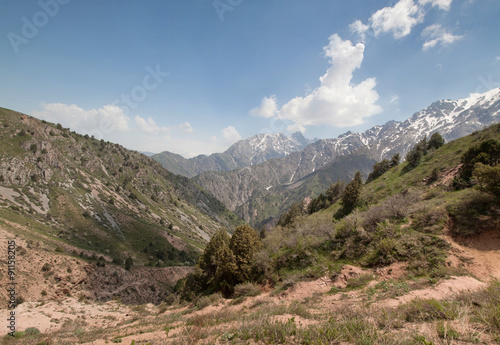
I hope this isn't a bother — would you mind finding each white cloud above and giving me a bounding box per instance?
[422,24,463,50]
[390,95,400,104]
[205,126,242,155]
[496,56,500,61]
[221,126,241,143]
[135,116,192,136]
[286,123,306,133]
[178,122,193,134]
[135,115,165,135]
[274,34,381,129]
[33,103,130,136]
[370,0,425,39]
[349,20,370,42]
[418,0,453,11]
[249,95,278,118]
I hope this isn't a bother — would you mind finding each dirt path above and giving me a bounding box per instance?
[443,229,500,281]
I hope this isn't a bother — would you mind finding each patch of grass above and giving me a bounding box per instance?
[233,282,262,298]
[398,298,458,322]
[436,321,460,341]
[195,292,223,310]
[345,273,375,290]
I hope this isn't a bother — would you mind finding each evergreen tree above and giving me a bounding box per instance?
[427,132,445,150]
[325,181,344,203]
[390,153,400,168]
[229,225,262,284]
[366,159,391,183]
[198,229,236,294]
[278,202,303,226]
[340,171,362,213]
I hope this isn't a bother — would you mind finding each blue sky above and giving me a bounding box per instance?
[1,0,499,157]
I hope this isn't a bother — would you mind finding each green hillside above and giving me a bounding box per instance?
[183,123,500,298]
[0,107,244,268]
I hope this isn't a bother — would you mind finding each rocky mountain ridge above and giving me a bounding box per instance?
[194,88,500,226]
[0,107,243,268]
[153,131,313,178]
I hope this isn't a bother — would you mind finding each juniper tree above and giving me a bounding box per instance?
[229,225,262,284]
[341,171,362,214]
[198,229,236,295]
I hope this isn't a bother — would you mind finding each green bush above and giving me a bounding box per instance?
[447,190,498,237]
[234,282,262,298]
[195,293,223,309]
[24,327,41,335]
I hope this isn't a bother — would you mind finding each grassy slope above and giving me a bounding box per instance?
[257,123,500,285]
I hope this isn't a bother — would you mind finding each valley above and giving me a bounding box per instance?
[1,93,499,344]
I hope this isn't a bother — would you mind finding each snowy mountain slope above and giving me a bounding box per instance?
[194,87,500,226]
[152,132,313,177]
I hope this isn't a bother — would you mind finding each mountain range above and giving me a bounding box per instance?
[152,131,314,178]
[172,88,500,226]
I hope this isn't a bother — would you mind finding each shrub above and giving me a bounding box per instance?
[447,190,498,237]
[195,293,223,309]
[125,256,134,271]
[278,202,303,226]
[234,282,262,298]
[454,138,500,188]
[398,298,457,322]
[411,207,447,234]
[346,273,374,290]
[436,321,460,340]
[473,163,500,198]
[24,327,41,336]
[15,296,25,306]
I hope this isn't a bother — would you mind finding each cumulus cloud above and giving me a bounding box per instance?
[349,20,370,42]
[33,103,130,136]
[178,122,193,134]
[349,0,455,41]
[418,0,453,11]
[222,126,241,143]
[273,34,381,129]
[135,115,166,135]
[135,116,193,136]
[249,95,278,118]
[370,0,425,39]
[422,24,463,50]
[209,126,242,151]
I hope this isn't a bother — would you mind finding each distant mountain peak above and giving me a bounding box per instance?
[153,131,314,177]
